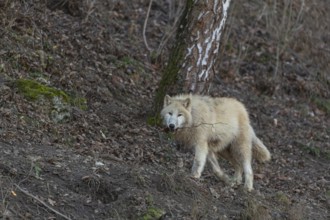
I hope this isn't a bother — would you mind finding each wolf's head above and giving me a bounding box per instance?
[160,95,192,132]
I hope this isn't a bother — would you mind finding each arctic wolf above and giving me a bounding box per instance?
[161,94,271,191]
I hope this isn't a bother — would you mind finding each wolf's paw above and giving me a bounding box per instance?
[220,175,234,186]
[225,176,242,188]
[190,172,201,179]
[244,186,254,192]
[243,183,254,192]
[231,176,242,185]
[227,181,236,188]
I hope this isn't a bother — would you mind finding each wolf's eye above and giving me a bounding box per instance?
[168,112,172,116]
[178,113,183,117]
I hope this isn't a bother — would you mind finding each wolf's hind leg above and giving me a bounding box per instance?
[191,144,208,178]
[232,135,254,191]
[207,151,231,185]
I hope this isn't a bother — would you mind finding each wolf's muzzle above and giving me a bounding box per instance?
[169,124,176,131]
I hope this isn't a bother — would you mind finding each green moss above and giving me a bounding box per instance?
[298,141,329,160]
[303,145,321,157]
[146,194,154,206]
[326,190,330,197]
[258,53,272,63]
[16,79,69,102]
[121,56,137,66]
[146,116,161,126]
[186,0,195,10]
[225,42,233,51]
[326,151,330,160]
[33,162,42,178]
[149,50,159,63]
[15,78,87,110]
[115,56,144,74]
[312,97,330,114]
[132,193,164,219]
[140,207,164,220]
[275,191,291,206]
[71,97,88,110]
[152,35,186,117]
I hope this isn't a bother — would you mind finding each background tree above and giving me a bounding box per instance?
[153,0,231,114]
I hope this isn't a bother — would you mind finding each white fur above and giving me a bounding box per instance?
[164,112,185,130]
[161,94,271,192]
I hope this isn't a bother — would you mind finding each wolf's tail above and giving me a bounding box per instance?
[252,134,271,162]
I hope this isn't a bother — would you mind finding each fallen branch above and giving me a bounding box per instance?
[14,184,72,220]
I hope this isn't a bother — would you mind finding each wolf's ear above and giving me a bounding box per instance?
[164,95,171,107]
[183,97,191,109]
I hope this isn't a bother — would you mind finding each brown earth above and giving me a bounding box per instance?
[0,0,329,219]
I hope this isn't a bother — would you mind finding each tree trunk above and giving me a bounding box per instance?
[153,0,231,114]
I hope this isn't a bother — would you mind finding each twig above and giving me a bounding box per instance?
[156,14,182,56]
[156,1,184,56]
[103,154,123,162]
[83,0,96,23]
[14,184,72,220]
[143,0,153,51]
[163,121,229,133]
[180,121,228,129]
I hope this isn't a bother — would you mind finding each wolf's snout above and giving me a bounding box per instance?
[169,124,175,131]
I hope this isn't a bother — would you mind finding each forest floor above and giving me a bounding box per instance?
[0,0,329,219]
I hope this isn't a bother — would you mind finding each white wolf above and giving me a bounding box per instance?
[161,94,271,191]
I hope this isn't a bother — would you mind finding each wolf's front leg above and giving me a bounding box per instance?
[191,144,208,178]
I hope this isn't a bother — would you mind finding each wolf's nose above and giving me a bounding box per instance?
[169,124,175,130]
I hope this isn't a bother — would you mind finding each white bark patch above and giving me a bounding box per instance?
[198,0,231,81]
[202,38,212,66]
[198,12,205,20]
[197,43,203,66]
[180,0,231,92]
[185,45,195,59]
[213,0,219,14]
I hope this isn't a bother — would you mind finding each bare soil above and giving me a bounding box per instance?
[0,0,329,219]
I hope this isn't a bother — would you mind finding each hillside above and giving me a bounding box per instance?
[0,0,329,219]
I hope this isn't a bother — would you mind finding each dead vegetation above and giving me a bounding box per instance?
[0,0,329,219]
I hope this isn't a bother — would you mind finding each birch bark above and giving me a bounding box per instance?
[153,0,231,113]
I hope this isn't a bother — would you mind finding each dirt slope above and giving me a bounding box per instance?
[0,0,329,219]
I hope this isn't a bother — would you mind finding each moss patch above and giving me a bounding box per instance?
[240,198,272,220]
[15,78,87,110]
[326,190,330,197]
[302,145,321,157]
[16,78,69,102]
[275,191,291,206]
[15,78,87,123]
[312,97,330,115]
[71,97,88,111]
[146,115,161,126]
[139,207,164,220]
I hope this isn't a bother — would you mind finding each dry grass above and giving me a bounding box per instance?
[240,198,272,220]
